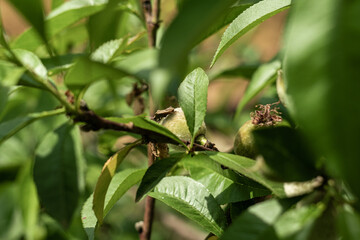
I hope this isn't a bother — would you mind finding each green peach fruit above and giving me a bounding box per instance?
[160,108,206,143]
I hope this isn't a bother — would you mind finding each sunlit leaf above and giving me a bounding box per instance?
[12,49,48,82]
[12,0,107,51]
[34,122,85,226]
[181,155,270,204]
[82,168,146,239]
[149,176,227,236]
[104,168,146,215]
[195,2,260,46]
[0,108,65,145]
[211,0,291,67]
[17,162,40,240]
[178,68,209,145]
[136,153,184,202]
[81,194,96,240]
[199,152,286,197]
[0,60,25,86]
[88,2,123,50]
[42,53,83,76]
[64,57,137,94]
[91,39,127,63]
[114,48,158,82]
[92,141,140,223]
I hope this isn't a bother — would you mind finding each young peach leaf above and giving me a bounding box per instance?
[92,140,141,224]
[136,153,184,202]
[178,68,209,145]
[211,0,291,67]
[148,176,227,236]
[201,152,286,197]
[34,122,85,225]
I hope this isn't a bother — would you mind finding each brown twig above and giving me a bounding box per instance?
[139,0,161,239]
[141,0,161,47]
[139,146,156,240]
[73,110,179,145]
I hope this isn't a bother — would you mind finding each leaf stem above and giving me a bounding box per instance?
[30,107,66,118]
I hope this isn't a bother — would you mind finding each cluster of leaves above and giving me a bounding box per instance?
[1,0,360,239]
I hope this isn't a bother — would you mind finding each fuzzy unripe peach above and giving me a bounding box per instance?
[233,120,258,158]
[160,108,206,143]
[234,102,285,158]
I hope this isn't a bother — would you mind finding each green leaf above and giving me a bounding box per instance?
[87,1,125,50]
[136,153,184,202]
[195,2,259,46]
[114,48,158,82]
[274,202,325,239]
[34,122,85,226]
[0,183,22,240]
[294,201,337,240]
[252,126,319,182]
[0,85,9,115]
[52,0,64,10]
[12,49,48,82]
[178,68,209,144]
[200,152,286,197]
[160,0,236,70]
[92,141,140,224]
[337,206,360,240]
[283,0,360,201]
[0,60,25,86]
[11,49,54,89]
[180,154,270,204]
[17,162,40,240]
[12,0,107,51]
[91,39,127,64]
[211,0,291,67]
[0,60,25,114]
[221,199,286,240]
[234,60,281,122]
[104,168,146,215]
[155,0,237,104]
[81,194,96,240]
[64,57,137,93]
[82,168,146,240]
[0,108,65,145]
[108,116,186,147]
[148,176,227,236]
[41,53,84,76]
[8,0,46,43]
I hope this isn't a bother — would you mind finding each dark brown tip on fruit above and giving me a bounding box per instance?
[251,101,282,126]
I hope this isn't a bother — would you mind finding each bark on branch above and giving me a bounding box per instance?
[73,110,179,145]
[141,0,161,47]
